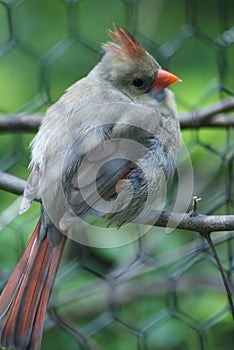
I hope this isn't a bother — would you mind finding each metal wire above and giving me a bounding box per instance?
[0,0,234,349]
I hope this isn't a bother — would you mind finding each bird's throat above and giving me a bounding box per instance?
[147,88,166,102]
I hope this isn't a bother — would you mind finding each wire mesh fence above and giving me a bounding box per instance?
[0,0,234,349]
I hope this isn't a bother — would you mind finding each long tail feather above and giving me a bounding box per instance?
[27,235,66,350]
[0,222,41,319]
[0,219,66,350]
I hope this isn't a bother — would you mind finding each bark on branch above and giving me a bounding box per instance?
[0,114,43,132]
[0,97,233,132]
[0,171,234,234]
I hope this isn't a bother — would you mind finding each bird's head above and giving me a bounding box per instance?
[100,24,180,98]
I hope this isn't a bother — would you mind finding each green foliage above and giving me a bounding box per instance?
[0,0,234,349]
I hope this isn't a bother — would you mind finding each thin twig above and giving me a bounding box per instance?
[0,97,233,132]
[0,171,234,233]
[204,233,234,321]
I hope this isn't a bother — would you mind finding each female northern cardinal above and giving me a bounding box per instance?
[0,25,181,349]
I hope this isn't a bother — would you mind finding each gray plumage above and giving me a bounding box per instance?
[20,26,181,231]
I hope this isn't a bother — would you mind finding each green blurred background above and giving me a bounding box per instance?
[0,0,234,349]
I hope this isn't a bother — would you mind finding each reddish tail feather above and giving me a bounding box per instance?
[0,219,67,350]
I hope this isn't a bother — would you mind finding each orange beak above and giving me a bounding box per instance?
[151,68,181,94]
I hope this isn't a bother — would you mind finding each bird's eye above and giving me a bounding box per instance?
[132,78,144,87]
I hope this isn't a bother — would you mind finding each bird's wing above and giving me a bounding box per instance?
[61,124,134,223]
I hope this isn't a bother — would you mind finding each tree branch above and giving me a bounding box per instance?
[0,97,233,132]
[180,97,234,128]
[0,114,43,132]
[0,171,234,233]
[195,97,234,120]
[0,171,26,196]
[179,113,234,128]
[155,211,234,233]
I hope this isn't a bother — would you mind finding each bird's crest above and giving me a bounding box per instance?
[103,24,146,59]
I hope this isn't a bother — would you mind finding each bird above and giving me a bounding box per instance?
[0,24,181,350]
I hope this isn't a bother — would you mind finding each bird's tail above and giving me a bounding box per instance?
[0,219,67,350]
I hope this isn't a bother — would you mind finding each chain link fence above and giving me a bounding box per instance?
[0,0,234,349]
